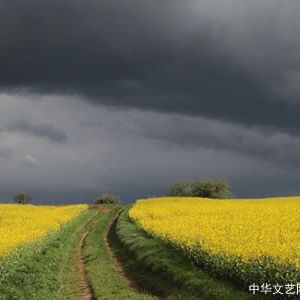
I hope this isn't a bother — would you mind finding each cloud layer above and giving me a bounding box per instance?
[0,1,300,202]
[3,120,67,144]
[1,1,300,133]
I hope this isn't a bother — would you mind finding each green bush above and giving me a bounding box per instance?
[95,193,119,204]
[168,179,231,198]
[168,181,192,197]
[13,193,33,204]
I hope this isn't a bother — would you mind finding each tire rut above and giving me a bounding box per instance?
[105,209,144,293]
[76,208,104,300]
[76,229,96,300]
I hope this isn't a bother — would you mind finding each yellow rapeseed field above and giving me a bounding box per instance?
[0,204,87,257]
[129,197,300,268]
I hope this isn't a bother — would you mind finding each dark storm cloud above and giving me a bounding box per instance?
[1,1,300,134]
[5,120,68,144]
[136,114,300,169]
[2,1,300,203]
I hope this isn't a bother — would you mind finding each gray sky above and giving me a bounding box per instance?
[1,0,300,203]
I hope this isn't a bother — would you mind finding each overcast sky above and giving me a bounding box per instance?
[1,0,300,203]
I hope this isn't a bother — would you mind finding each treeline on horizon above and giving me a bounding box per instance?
[11,178,231,205]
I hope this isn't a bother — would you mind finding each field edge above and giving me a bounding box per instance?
[114,208,257,300]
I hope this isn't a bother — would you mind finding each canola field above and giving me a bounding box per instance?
[0,204,87,257]
[129,197,300,285]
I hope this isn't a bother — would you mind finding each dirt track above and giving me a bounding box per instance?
[76,229,95,300]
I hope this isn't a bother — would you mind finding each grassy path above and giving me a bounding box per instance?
[0,205,154,300]
[83,206,155,300]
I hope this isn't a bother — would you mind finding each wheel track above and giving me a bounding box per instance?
[105,208,144,293]
[75,207,104,300]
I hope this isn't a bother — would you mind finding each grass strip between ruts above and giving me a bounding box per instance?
[84,205,155,300]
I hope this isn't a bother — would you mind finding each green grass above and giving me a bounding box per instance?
[84,205,155,300]
[114,208,262,300]
[0,209,98,300]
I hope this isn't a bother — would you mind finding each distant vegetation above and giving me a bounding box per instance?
[168,178,231,198]
[95,193,119,204]
[13,193,33,204]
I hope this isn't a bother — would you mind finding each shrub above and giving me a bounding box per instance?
[169,181,192,197]
[95,193,119,204]
[191,179,231,198]
[14,193,33,204]
[168,179,231,198]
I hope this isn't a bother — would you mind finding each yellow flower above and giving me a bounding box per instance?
[0,204,87,257]
[129,197,300,268]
